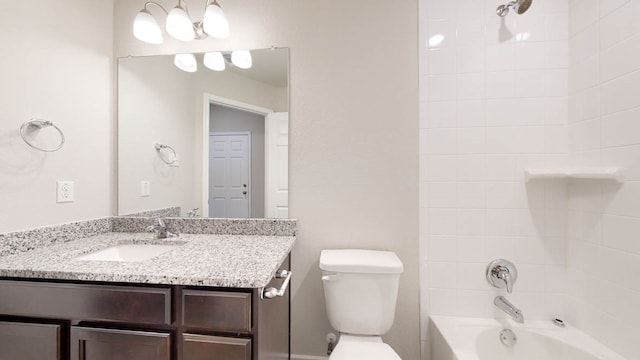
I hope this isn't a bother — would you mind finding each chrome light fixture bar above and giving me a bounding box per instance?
[133,0,230,44]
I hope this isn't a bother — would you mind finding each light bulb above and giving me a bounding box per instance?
[204,52,225,71]
[166,6,195,42]
[231,50,252,69]
[133,9,163,44]
[174,54,197,72]
[202,3,230,39]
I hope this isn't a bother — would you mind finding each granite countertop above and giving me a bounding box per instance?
[0,232,295,288]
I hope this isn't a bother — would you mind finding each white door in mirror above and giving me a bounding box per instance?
[209,133,250,218]
[265,112,289,218]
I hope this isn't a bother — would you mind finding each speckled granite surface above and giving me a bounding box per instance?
[121,207,181,218]
[112,217,297,236]
[0,232,295,288]
[0,218,111,257]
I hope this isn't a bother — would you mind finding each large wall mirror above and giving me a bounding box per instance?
[117,48,289,219]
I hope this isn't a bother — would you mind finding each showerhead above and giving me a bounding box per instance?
[496,0,532,17]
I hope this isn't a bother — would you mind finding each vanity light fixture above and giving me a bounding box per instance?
[174,50,252,72]
[133,0,230,44]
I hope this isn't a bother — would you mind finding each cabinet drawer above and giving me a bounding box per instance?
[0,321,61,360]
[182,290,251,332]
[0,280,171,325]
[183,333,251,360]
[71,327,171,360]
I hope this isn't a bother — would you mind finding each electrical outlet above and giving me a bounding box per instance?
[140,181,151,197]
[57,181,74,203]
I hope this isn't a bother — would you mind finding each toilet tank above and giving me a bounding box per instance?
[320,249,404,336]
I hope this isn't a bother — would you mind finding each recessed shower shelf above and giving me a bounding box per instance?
[524,168,624,183]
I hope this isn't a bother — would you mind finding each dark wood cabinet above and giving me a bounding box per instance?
[71,327,171,360]
[183,334,251,360]
[0,321,61,360]
[0,255,290,360]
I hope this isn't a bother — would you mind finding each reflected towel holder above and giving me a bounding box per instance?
[20,119,65,152]
[155,143,177,164]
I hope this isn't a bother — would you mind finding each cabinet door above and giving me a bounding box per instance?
[0,321,61,360]
[183,333,251,360]
[71,326,170,360]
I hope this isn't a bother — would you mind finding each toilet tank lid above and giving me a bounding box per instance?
[320,249,404,274]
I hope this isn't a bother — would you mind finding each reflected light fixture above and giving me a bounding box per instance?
[174,50,252,73]
[133,0,230,44]
[174,53,198,72]
[203,52,225,71]
[231,50,252,69]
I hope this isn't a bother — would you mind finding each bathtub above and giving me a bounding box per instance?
[429,316,626,360]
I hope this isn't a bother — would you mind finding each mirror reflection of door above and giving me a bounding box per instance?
[209,133,251,218]
[209,104,265,218]
[265,112,289,218]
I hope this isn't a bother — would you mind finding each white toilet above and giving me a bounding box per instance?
[320,249,404,360]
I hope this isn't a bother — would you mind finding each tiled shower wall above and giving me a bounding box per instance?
[418,0,570,356]
[566,0,640,358]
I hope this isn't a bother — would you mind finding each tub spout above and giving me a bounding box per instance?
[494,296,524,324]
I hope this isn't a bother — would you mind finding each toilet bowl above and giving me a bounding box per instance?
[320,249,404,360]
[329,335,401,360]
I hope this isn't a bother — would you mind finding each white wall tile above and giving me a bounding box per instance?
[425,101,457,128]
[427,48,456,75]
[422,128,457,154]
[457,73,486,100]
[599,0,639,50]
[600,66,640,115]
[426,74,457,101]
[599,0,631,17]
[429,289,457,315]
[601,107,640,148]
[424,155,458,181]
[428,236,458,262]
[426,182,458,208]
[600,34,640,82]
[420,0,574,344]
[458,100,486,127]
[486,71,516,98]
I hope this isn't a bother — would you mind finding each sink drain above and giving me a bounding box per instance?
[500,328,517,347]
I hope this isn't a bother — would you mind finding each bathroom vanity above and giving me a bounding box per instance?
[0,229,294,360]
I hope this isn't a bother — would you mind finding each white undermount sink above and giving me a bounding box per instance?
[74,244,180,262]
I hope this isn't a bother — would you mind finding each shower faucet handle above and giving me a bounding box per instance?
[486,259,518,293]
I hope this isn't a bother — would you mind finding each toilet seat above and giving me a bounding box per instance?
[329,335,401,360]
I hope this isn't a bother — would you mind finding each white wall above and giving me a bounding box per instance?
[419,0,570,355]
[114,1,420,359]
[118,56,196,216]
[566,0,640,358]
[0,0,113,233]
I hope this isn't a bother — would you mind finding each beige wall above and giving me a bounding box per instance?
[0,0,113,233]
[114,0,419,358]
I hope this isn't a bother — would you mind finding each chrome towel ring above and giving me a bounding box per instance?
[155,143,177,164]
[20,119,65,152]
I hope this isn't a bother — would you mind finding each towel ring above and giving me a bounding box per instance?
[155,143,177,165]
[20,119,65,152]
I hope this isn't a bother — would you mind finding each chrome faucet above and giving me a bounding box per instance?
[486,259,518,293]
[146,218,177,239]
[187,208,200,217]
[494,296,524,323]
